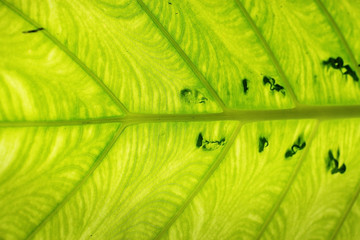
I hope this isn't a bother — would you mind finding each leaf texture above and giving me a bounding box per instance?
[0,0,360,240]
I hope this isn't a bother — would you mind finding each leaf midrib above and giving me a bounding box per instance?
[1,106,360,128]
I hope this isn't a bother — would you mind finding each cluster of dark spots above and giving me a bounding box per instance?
[326,149,346,174]
[263,76,285,95]
[242,79,249,94]
[285,137,306,158]
[22,27,44,34]
[196,133,226,151]
[180,88,208,104]
[258,136,269,153]
[323,56,359,82]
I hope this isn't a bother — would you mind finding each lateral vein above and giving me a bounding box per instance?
[330,177,360,239]
[234,0,300,107]
[314,0,360,87]
[136,0,228,112]
[25,124,126,239]
[255,120,320,239]
[0,0,129,115]
[152,122,243,240]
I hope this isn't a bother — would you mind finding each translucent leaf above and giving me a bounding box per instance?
[1,0,360,239]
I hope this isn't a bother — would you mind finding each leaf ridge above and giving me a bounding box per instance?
[136,0,228,112]
[152,122,243,240]
[255,120,320,239]
[330,177,360,239]
[25,124,126,240]
[0,0,129,115]
[1,106,360,128]
[233,0,300,107]
[314,0,360,86]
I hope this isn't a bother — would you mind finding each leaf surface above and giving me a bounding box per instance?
[1,0,360,240]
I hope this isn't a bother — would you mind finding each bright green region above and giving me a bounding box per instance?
[263,119,360,239]
[0,124,120,239]
[321,0,360,63]
[0,5,124,121]
[32,122,237,239]
[336,188,360,240]
[239,0,360,105]
[0,0,360,239]
[165,119,316,239]
[142,0,295,110]
[2,0,222,114]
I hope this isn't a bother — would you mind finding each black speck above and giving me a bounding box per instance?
[263,76,273,85]
[323,56,359,82]
[180,89,192,103]
[196,133,203,148]
[22,27,44,34]
[327,149,346,174]
[285,150,295,158]
[258,136,269,153]
[168,2,172,4]
[198,97,208,104]
[199,135,226,151]
[180,88,192,97]
[263,76,285,95]
[242,79,249,94]
[285,137,306,158]
[180,88,208,104]
[343,65,359,82]
[323,57,344,69]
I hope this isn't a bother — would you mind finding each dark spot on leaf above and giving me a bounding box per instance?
[242,79,249,94]
[285,137,306,158]
[197,134,226,151]
[168,2,172,4]
[285,150,295,158]
[323,57,359,82]
[180,89,193,103]
[258,136,269,153]
[263,76,285,95]
[326,149,346,174]
[323,57,344,69]
[180,89,192,96]
[263,76,274,85]
[199,97,208,104]
[337,164,346,174]
[22,27,44,34]
[343,65,359,82]
[271,84,284,92]
[180,88,208,104]
[196,133,203,148]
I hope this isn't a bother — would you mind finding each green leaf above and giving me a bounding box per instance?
[0,0,360,239]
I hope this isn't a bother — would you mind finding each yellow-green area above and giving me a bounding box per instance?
[0,0,360,239]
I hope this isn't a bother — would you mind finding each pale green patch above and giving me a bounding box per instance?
[0,0,360,239]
